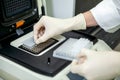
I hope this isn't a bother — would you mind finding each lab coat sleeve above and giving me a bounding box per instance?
[90,0,120,32]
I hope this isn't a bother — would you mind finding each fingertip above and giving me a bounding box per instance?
[70,60,79,74]
[35,40,41,44]
[35,35,47,44]
[76,49,88,61]
[34,37,37,44]
[71,59,78,65]
[33,27,39,40]
[34,37,42,44]
[33,32,38,42]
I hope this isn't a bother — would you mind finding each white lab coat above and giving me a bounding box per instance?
[91,0,120,32]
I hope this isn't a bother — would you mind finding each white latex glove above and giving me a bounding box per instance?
[71,49,120,80]
[33,14,86,44]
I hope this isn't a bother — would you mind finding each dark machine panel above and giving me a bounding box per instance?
[0,31,97,76]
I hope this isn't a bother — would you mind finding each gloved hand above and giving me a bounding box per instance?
[71,49,120,80]
[33,14,86,44]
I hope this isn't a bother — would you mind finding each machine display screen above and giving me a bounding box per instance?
[3,0,32,18]
[0,0,37,26]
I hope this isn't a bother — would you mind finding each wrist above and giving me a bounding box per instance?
[72,13,86,30]
[83,11,98,27]
[64,13,87,31]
